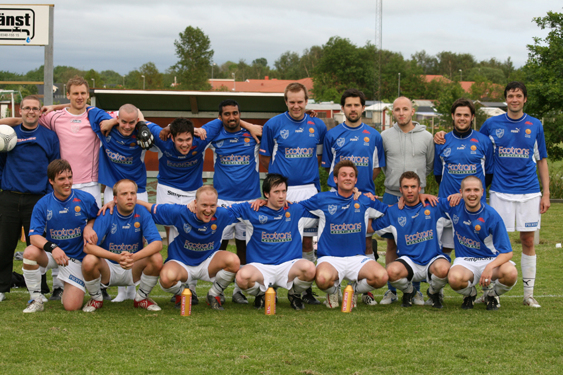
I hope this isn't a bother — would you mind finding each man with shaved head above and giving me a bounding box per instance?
[379,96,435,305]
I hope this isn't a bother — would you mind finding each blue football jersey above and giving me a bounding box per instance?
[322,123,385,193]
[227,202,318,265]
[150,204,236,266]
[434,130,493,201]
[480,113,547,194]
[372,202,450,265]
[149,120,219,192]
[93,204,161,264]
[300,192,387,258]
[209,126,261,201]
[260,112,326,190]
[29,190,99,261]
[438,200,512,258]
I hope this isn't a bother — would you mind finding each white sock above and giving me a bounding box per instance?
[23,268,42,299]
[136,273,159,301]
[355,279,373,294]
[302,250,316,263]
[390,277,411,293]
[210,270,236,296]
[51,268,64,289]
[161,280,183,296]
[521,254,536,299]
[458,285,476,297]
[322,283,339,295]
[116,286,127,296]
[244,282,261,296]
[233,282,243,294]
[84,276,103,301]
[291,277,313,294]
[188,279,197,291]
[493,280,513,297]
[366,253,375,261]
[429,274,447,294]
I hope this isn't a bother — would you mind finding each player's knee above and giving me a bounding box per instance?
[315,271,332,290]
[159,267,178,287]
[371,269,388,288]
[81,254,99,272]
[520,232,535,248]
[149,252,163,267]
[225,253,241,271]
[301,261,316,281]
[448,272,464,290]
[23,245,41,261]
[502,265,518,285]
[434,263,450,279]
[235,272,251,289]
[386,265,402,282]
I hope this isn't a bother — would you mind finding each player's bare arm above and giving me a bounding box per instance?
[83,219,97,244]
[259,155,271,171]
[479,252,513,287]
[434,131,446,144]
[30,234,69,266]
[537,158,551,214]
[0,117,21,126]
[240,120,262,143]
[41,103,69,115]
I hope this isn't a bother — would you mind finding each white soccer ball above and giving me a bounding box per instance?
[0,125,17,153]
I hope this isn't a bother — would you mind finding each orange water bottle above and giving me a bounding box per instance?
[265,284,276,315]
[341,284,354,313]
[180,288,192,316]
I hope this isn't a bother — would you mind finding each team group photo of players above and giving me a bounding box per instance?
[0,76,551,314]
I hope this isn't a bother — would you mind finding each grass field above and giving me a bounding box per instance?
[2,206,563,374]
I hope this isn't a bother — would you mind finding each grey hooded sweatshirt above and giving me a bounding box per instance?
[381,122,434,196]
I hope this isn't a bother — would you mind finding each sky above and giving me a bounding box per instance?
[1,1,562,76]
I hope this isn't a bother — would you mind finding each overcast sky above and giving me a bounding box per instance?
[1,1,561,76]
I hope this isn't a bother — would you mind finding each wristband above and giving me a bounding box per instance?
[43,241,58,253]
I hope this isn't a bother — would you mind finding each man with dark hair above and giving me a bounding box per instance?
[370,171,451,308]
[260,82,327,304]
[322,89,386,305]
[0,95,60,302]
[21,160,98,312]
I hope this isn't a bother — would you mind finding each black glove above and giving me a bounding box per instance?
[136,121,154,150]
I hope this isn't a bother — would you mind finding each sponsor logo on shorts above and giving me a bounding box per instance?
[50,227,82,240]
[285,147,314,158]
[456,232,480,249]
[261,231,292,243]
[447,163,477,175]
[109,242,139,253]
[69,274,85,287]
[167,190,189,198]
[498,146,529,159]
[105,149,133,165]
[330,223,361,234]
[339,155,369,167]
[219,154,250,165]
[184,240,214,251]
[525,222,538,228]
[463,257,494,262]
[404,230,434,245]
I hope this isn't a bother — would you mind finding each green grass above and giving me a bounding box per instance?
[2,206,563,374]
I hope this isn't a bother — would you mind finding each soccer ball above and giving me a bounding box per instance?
[0,125,17,153]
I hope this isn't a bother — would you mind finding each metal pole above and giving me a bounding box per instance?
[141,75,145,90]
[43,5,55,106]
[398,73,401,97]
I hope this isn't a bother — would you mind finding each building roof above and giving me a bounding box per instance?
[209,77,313,94]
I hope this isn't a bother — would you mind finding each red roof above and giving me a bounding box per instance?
[209,77,313,94]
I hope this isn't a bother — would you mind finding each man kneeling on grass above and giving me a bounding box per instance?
[443,176,517,310]
[82,179,163,312]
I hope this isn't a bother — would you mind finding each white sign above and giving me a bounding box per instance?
[0,4,51,46]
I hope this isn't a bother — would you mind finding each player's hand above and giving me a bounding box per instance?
[352,187,361,200]
[187,200,196,213]
[305,109,317,118]
[250,199,267,211]
[540,195,551,214]
[245,123,262,144]
[397,196,405,210]
[366,218,375,234]
[52,247,69,267]
[98,201,116,216]
[159,125,171,141]
[83,226,98,245]
[100,118,118,137]
[447,193,462,207]
[479,266,494,287]
[420,194,438,207]
[119,252,134,270]
[363,192,377,201]
[194,127,207,140]
[136,121,155,150]
[434,131,446,145]
[40,105,55,115]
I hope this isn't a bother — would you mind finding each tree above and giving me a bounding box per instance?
[434,82,466,128]
[138,62,163,89]
[524,11,563,160]
[274,51,304,80]
[172,26,213,90]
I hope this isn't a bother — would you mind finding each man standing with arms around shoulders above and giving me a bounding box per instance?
[259,82,327,305]
[444,176,518,310]
[379,96,434,305]
[0,95,60,302]
[82,179,163,312]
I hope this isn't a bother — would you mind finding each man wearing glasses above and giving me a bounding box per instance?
[0,95,60,302]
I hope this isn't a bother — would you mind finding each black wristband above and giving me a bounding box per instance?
[43,241,58,253]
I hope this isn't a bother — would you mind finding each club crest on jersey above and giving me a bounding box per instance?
[453,215,459,225]
[183,223,192,234]
[280,129,289,139]
[111,223,117,234]
[105,135,111,143]
[71,124,81,133]
[259,215,268,224]
[337,138,345,147]
[328,205,337,215]
[495,129,504,138]
[443,148,451,157]
[285,212,291,221]
[398,216,407,227]
[216,140,224,148]
[47,210,53,221]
